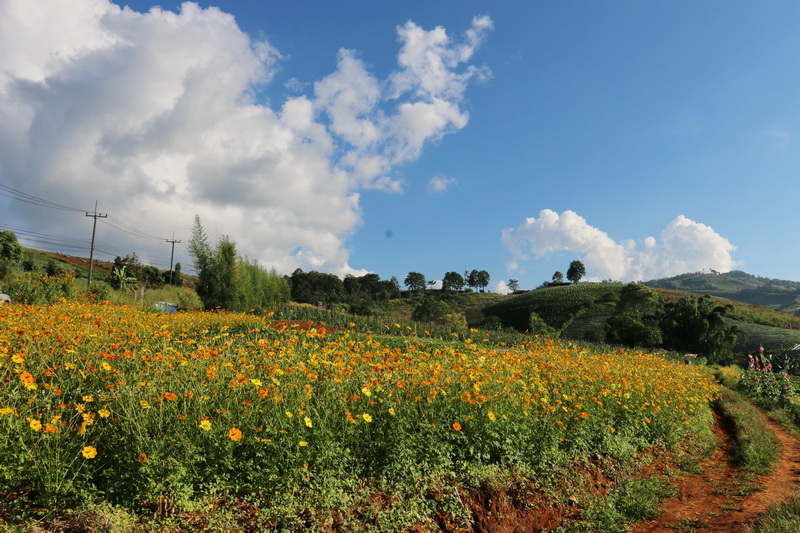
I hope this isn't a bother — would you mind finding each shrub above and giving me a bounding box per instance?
[87,281,114,303]
[441,312,467,329]
[2,272,75,304]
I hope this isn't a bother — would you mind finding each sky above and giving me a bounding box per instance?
[1,0,799,292]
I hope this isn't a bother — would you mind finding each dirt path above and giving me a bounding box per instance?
[633,410,800,532]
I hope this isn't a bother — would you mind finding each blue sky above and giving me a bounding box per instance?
[1,0,799,291]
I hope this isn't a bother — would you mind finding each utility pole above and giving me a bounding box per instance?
[166,233,181,285]
[85,201,107,287]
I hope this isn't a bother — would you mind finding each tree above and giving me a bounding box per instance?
[661,295,741,362]
[290,269,345,306]
[0,231,22,265]
[168,262,183,287]
[189,215,289,311]
[474,270,490,292]
[442,271,465,291]
[507,279,519,292]
[466,270,478,291]
[566,260,586,284]
[411,298,451,322]
[604,284,664,348]
[552,271,564,283]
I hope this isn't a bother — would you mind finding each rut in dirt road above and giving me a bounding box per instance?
[633,408,800,533]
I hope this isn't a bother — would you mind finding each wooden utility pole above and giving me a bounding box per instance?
[85,201,107,287]
[166,233,181,285]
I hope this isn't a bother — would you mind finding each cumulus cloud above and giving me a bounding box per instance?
[428,174,457,193]
[501,209,738,282]
[493,280,511,295]
[0,1,492,275]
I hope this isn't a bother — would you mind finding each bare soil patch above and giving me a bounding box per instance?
[633,409,800,533]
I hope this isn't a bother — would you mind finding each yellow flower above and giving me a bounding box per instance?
[250,378,263,387]
[487,411,496,421]
[285,411,293,418]
[98,409,111,418]
[304,416,313,428]
[199,419,212,431]
[0,407,16,416]
[81,446,97,459]
[27,418,42,431]
[228,427,243,442]
[299,441,308,447]
[388,407,396,416]
[82,395,94,403]
[101,362,112,371]
[362,413,373,423]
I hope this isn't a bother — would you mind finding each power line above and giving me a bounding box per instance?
[2,184,184,273]
[101,215,169,241]
[0,184,86,212]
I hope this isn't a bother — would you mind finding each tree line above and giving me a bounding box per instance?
[589,283,741,363]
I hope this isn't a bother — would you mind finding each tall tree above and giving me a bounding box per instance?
[507,279,519,292]
[189,215,289,311]
[661,295,741,362]
[442,271,465,291]
[566,260,586,284]
[552,271,564,283]
[605,283,664,348]
[0,231,22,264]
[475,270,490,292]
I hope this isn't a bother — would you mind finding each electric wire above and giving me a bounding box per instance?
[0,184,87,213]
[1,184,181,269]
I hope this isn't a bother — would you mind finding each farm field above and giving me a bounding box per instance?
[0,300,721,530]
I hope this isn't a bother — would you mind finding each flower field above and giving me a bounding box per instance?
[0,301,719,527]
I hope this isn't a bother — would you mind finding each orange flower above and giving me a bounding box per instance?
[228,427,243,441]
[164,392,178,401]
[452,422,462,431]
[138,452,148,462]
[20,371,36,390]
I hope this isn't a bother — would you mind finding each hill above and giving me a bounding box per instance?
[644,270,800,315]
[483,282,800,354]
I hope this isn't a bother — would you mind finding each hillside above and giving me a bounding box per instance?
[644,270,800,315]
[484,282,800,353]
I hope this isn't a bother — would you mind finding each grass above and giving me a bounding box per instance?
[716,387,780,476]
[556,476,676,532]
[745,491,800,532]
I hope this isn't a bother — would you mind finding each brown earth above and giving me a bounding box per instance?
[631,410,800,533]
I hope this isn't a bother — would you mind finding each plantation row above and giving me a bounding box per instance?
[1,301,718,528]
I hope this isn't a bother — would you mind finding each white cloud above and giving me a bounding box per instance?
[428,174,457,193]
[0,0,492,276]
[493,280,511,295]
[501,209,738,282]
